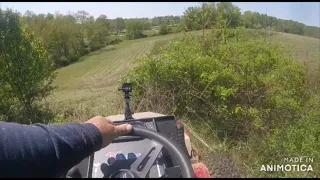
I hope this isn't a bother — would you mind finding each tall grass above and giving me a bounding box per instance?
[123,28,320,177]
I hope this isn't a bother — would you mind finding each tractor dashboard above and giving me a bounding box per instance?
[66,115,187,178]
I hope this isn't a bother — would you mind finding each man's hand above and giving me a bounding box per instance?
[85,116,133,148]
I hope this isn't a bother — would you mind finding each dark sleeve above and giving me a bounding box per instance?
[0,121,102,178]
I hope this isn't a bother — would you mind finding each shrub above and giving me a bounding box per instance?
[59,56,70,66]
[125,20,146,40]
[159,24,168,35]
[240,91,320,178]
[124,29,308,141]
[107,38,123,45]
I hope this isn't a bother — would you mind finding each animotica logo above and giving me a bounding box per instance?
[260,156,314,172]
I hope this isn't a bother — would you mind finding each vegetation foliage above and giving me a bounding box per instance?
[4,2,318,68]
[124,27,319,177]
[0,2,319,178]
[0,9,56,124]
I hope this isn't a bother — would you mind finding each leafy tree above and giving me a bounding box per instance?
[182,2,217,31]
[239,9,318,38]
[159,24,168,35]
[183,6,202,31]
[94,14,112,48]
[125,20,145,40]
[142,21,152,30]
[304,25,320,39]
[96,14,111,33]
[216,2,241,28]
[200,2,217,36]
[242,11,253,28]
[115,17,125,34]
[46,13,54,20]
[0,9,56,124]
[151,16,181,26]
[5,3,319,74]
[75,10,90,39]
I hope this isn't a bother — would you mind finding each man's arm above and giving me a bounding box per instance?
[0,116,132,178]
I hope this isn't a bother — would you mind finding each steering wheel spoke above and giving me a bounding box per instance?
[130,141,163,178]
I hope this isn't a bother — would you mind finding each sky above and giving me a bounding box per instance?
[1,2,319,27]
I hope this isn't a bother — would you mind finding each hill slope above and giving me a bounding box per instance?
[50,30,320,118]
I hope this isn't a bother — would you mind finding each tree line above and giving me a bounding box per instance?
[2,2,319,69]
[181,2,319,38]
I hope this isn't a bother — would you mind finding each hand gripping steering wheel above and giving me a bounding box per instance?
[112,127,196,178]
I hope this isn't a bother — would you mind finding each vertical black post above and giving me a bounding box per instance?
[119,83,134,120]
[124,92,133,120]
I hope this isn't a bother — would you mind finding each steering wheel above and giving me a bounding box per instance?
[106,127,196,178]
[118,127,195,178]
[66,126,196,178]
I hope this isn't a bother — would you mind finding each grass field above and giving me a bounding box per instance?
[48,29,320,177]
[49,29,320,121]
[49,32,187,120]
[268,31,320,89]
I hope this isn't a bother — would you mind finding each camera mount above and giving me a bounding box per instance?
[118,83,134,120]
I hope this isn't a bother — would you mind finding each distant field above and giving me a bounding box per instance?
[49,30,320,119]
[49,32,187,117]
[268,31,320,88]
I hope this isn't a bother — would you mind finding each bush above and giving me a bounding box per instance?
[126,32,147,40]
[69,54,80,63]
[144,30,159,37]
[89,40,102,52]
[151,32,159,37]
[159,24,168,35]
[240,91,320,178]
[124,29,308,141]
[171,26,181,33]
[59,56,70,66]
[125,20,146,40]
[107,38,123,45]
[123,29,319,178]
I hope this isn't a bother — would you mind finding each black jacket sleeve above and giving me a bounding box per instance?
[0,121,102,178]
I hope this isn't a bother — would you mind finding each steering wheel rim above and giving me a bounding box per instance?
[127,127,196,178]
